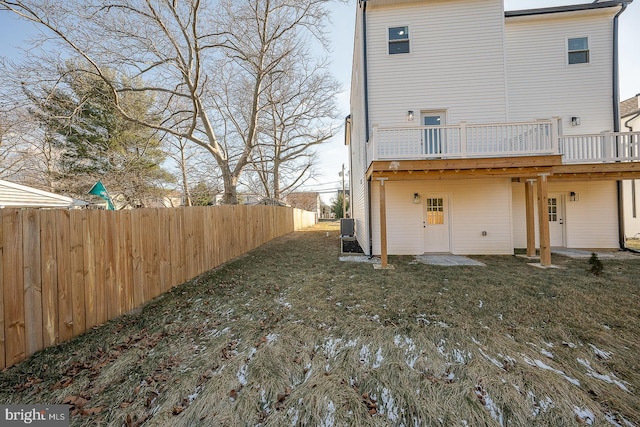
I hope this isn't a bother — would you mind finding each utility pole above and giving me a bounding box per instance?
[341,163,346,218]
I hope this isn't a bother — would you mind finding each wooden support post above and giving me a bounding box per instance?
[537,174,552,266]
[378,178,388,267]
[525,179,537,257]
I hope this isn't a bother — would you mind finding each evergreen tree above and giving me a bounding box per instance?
[25,62,173,207]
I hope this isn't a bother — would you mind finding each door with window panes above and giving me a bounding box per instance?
[548,194,565,247]
[423,195,450,253]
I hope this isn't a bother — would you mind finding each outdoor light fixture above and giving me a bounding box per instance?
[413,192,421,204]
[571,116,581,126]
[570,191,578,202]
[407,110,414,122]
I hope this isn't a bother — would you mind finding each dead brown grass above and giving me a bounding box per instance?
[1,221,639,426]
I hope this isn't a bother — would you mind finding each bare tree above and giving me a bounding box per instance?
[0,0,337,204]
[246,54,340,200]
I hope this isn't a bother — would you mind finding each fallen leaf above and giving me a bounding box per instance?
[81,407,103,416]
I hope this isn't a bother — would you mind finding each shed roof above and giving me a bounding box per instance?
[0,179,86,208]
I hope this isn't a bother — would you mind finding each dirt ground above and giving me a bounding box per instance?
[1,221,639,426]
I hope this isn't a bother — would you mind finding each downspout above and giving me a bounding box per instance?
[613,2,628,250]
[360,0,374,256]
[361,0,370,143]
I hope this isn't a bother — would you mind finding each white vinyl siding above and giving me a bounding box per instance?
[505,10,615,134]
[512,181,618,249]
[370,179,513,255]
[349,7,371,254]
[366,0,508,130]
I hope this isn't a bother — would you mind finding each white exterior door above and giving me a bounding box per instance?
[424,195,451,253]
[548,194,565,247]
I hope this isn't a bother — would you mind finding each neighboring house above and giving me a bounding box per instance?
[0,179,87,209]
[621,94,640,238]
[285,192,322,217]
[347,0,639,266]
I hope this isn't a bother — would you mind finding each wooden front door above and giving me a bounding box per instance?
[424,195,451,253]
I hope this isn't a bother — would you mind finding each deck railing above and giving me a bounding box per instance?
[370,121,555,160]
[369,121,640,165]
[559,132,640,163]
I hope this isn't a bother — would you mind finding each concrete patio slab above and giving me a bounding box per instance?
[339,255,380,264]
[551,248,616,259]
[414,255,485,266]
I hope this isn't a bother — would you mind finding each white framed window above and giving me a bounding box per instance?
[568,37,589,64]
[388,26,410,55]
[426,198,444,225]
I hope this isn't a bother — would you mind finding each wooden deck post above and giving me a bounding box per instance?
[537,174,552,266]
[378,178,388,267]
[525,179,537,257]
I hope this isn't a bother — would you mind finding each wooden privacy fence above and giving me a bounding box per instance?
[0,205,316,369]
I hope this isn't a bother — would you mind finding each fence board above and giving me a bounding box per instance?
[23,210,43,357]
[158,209,171,294]
[56,210,73,342]
[119,211,134,313]
[40,211,58,347]
[94,210,107,325]
[3,210,25,365]
[130,209,144,308]
[104,211,117,320]
[83,210,97,329]
[70,210,86,337]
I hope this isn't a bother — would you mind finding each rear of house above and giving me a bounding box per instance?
[348,0,639,262]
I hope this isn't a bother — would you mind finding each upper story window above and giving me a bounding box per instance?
[568,37,589,64]
[389,26,410,55]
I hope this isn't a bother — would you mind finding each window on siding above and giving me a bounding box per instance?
[568,37,589,64]
[389,26,410,55]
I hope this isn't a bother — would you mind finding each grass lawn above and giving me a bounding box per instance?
[1,221,639,426]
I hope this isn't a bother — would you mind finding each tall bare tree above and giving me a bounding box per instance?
[247,55,340,200]
[0,0,337,204]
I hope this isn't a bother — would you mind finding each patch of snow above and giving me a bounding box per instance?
[540,349,554,359]
[478,348,504,370]
[247,347,257,360]
[589,344,612,360]
[446,372,456,381]
[437,321,450,328]
[544,342,554,348]
[378,387,400,423]
[522,356,580,386]
[437,339,447,357]
[604,412,636,427]
[563,341,577,349]
[528,391,554,417]
[475,386,503,426]
[319,400,335,427]
[478,300,483,308]
[603,324,612,330]
[452,348,471,364]
[359,345,370,365]
[276,297,292,309]
[237,364,249,386]
[373,347,384,369]
[471,337,482,346]
[497,313,503,321]
[394,335,419,369]
[287,407,299,425]
[322,337,343,358]
[577,358,630,392]
[208,327,231,338]
[260,389,271,415]
[266,333,279,344]
[574,406,595,425]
